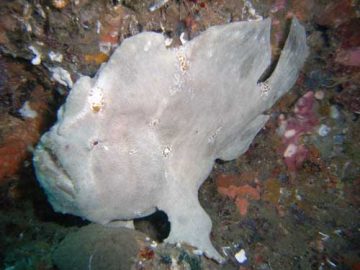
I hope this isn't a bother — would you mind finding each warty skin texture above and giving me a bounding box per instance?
[33,18,308,262]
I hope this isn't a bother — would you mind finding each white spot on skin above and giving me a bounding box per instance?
[144,41,152,52]
[149,119,159,127]
[258,81,270,97]
[19,101,37,119]
[88,86,104,113]
[164,37,173,47]
[284,143,297,158]
[208,127,222,143]
[169,73,183,95]
[163,146,171,157]
[176,49,189,72]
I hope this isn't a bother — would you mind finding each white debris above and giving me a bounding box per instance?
[326,258,337,268]
[96,20,102,34]
[50,67,73,88]
[19,101,37,119]
[330,105,340,119]
[150,241,158,248]
[284,129,296,138]
[276,114,287,136]
[180,32,188,45]
[35,4,46,19]
[235,249,247,264]
[88,254,94,270]
[318,124,331,137]
[284,143,297,158]
[314,90,325,100]
[48,51,63,63]
[22,3,32,32]
[221,246,231,256]
[99,42,112,55]
[149,0,170,12]
[170,257,178,269]
[29,45,42,65]
[242,1,263,21]
[319,231,330,241]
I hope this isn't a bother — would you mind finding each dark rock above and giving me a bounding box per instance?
[53,224,148,270]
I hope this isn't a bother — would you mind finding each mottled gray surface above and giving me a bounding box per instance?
[33,18,308,262]
[53,224,145,270]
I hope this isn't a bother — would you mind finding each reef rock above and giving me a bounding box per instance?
[53,224,146,270]
[33,18,308,262]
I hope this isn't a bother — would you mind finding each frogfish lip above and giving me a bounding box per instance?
[33,143,77,200]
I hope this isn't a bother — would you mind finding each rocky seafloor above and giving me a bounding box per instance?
[0,0,359,269]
